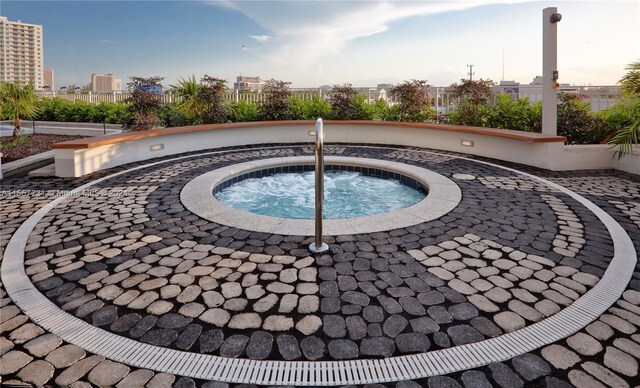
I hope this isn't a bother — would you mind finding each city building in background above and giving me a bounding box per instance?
[233,75,264,91]
[90,73,122,93]
[0,16,44,89]
[43,67,54,90]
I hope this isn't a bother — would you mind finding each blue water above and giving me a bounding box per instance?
[214,171,426,219]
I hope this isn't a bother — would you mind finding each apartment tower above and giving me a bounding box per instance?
[90,73,122,93]
[0,16,44,89]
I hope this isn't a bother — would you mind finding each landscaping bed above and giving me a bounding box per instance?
[1,133,87,163]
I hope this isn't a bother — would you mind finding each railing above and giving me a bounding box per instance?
[37,85,621,113]
[308,118,329,254]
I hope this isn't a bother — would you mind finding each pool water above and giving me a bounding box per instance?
[214,170,426,219]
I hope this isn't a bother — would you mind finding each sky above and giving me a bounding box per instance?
[1,0,639,89]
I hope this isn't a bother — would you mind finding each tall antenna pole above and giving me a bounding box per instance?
[467,64,475,81]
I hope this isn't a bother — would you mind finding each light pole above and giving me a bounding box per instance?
[542,7,562,135]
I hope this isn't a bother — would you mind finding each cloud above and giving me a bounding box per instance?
[250,35,271,44]
[208,0,528,67]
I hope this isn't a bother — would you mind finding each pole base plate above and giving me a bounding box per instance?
[309,242,329,254]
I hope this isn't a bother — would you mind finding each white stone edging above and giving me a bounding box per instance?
[180,156,462,236]
[2,146,636,386]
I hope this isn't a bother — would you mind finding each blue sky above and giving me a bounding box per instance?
[2,1,638,88]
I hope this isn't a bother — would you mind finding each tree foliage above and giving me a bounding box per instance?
[195,75,228,124]
[0,82,40,138]
[619,60,640,96]
[557,93,606,145]
[389,79,435,122]
[328,84,369,120]
[261,79,292,121]
[450,78,494,104]
[123,76,164,131]
[169,75,202,119]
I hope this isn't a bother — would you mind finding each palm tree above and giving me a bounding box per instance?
[0,82,40,139]
[619,60,640,96]
[170,75,202,118]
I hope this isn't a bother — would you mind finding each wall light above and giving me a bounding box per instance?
[461,140,474,147]
[150,144,164,151]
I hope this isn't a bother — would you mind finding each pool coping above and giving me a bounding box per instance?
[180,156,462,236]
[2,145,636,386]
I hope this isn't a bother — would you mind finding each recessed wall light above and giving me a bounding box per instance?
[461,140,474,147]
[150,144,164,151]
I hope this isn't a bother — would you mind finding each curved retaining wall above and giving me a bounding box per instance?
[51,121,638,177]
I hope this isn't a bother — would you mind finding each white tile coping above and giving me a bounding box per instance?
[180,156,462,236]
[1,145,636,386]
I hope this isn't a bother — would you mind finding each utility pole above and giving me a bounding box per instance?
[467,64,475,81]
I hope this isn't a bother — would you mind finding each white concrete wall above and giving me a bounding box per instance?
[53,123,639,177]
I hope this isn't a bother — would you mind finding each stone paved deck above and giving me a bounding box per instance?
[1,143,639,387]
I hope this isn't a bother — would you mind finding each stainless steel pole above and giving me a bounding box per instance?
[309,118,329,254]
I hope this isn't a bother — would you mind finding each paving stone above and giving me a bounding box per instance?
[220,334,250,358]
[567,370,606,388]
[0,350,33,375]
[360,337,395,357]
[0,337,14,356]
[146,372,175,388]
[296,315,322,335]
[55,355,104,386]
[157,313,192,329]
[396,333,430,353]
[448,302,479,320]
[9,323,45,344]
[116,369,155,388]
[328,339,359,359]
[603,346,638,376]
[447,325,484,346]
[141,329,179,346]
[489,362,523,388]
[276,334,302,360]
[110,313,141,333]
[470,316,502,338]
[45,344,86,368]
[88,360,130,386]
[21,333,61,358]
[428,306,453,324]
[175,324,203,350]
[582,361,631,387]
[263,315,294,331]
[383,315,408,338]
[461,371,492,388]
[567,332,603,356]
[200,308,230,327]
[410,317,440,334]
[493,311,525,332]
[399,296,426,315]
[427,376,462,388]
[613,338,640,359]
[17,360,55,386]
[541,344,581,369]
[467,294,499,313]
[246,331,274,360]
[512,353,551,381]
[300,336,326,360]
[346,316,367,340]
[129,315,157,338]
[341,291,370,306]
[324,315,347,338]
[199,329,224,353]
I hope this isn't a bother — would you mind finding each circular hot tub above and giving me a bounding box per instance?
[181,156,462,235]
[213,165,427,219]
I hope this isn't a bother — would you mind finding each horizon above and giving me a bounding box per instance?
[2,0,639,88]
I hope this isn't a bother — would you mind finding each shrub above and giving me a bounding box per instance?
[195,75,227,124]
[389,80,435,122]
[557,93,606,144]
[289,96,332,120]
[604,97,640,158]
[448,101,492,127]
[328,84,369,120]
[159,102,192,127]
[487,94,542,132]
[227,100,261,122]
[450,78,494,104]
[122,76,164,131]
[261,79,293,121]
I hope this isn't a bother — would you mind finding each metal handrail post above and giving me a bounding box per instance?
[309,118,329,254]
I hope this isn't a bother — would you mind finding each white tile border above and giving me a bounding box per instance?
[1,145,637,386]
[180,156,462,236]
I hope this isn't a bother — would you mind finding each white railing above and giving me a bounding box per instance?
[37,85,620,113]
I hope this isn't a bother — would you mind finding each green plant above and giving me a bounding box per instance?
[448,101,492,127]
[0,82,40,138]
[389,80,435,122]
[487,94,542,132]
[289,96,332,120]
[328,84,369,120]
[261,79,293,121]
[227,100,261,122]
[195,75,228,125]
[619,60,640,96]
[557,93,606,145]
[159,102,192,127]
[450,78,494,104]
[123,76,165,131]
[605,97,640,159]
[169,75,202,120]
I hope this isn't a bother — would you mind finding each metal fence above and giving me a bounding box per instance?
[37,85,620,113]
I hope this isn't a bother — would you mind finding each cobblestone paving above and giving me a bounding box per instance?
[1,143,639,387]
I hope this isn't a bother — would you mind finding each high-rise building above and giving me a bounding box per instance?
[91,73,122,93]
[43,68,54,90]
[233,76,263,91]
[0,16,44,89]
